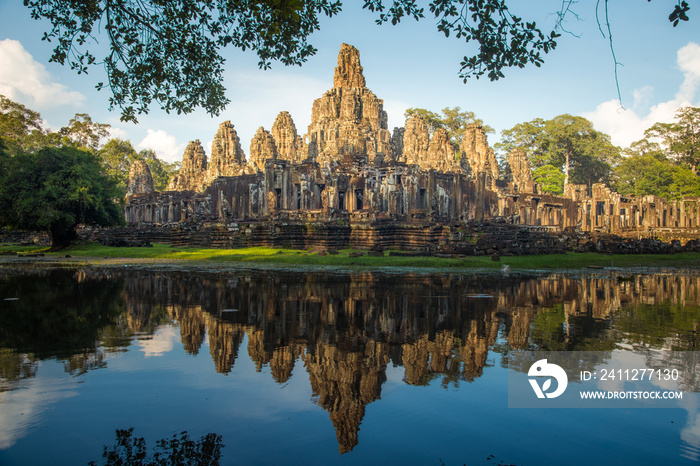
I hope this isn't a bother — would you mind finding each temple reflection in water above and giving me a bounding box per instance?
[2,267,700,455]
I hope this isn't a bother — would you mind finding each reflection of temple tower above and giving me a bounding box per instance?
[304,340,389,453]
[507,310,534,349]
[270,345,302,383]
[400,310,500,386]
[206,317,247,374]
[168,304,206,355]
[460,315,499,381]
[106,269,700,454]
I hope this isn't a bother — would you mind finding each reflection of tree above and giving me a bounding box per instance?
[0,270,123,358]
[0,349,38,384]
[62,351,108,376]
[88,428,223,466]
[645,350,700,394]
[529,304,568,351]
[613,302,700,351]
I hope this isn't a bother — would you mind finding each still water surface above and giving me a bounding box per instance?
[1,265,700,465]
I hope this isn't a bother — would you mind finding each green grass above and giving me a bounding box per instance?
[1,242,699,270]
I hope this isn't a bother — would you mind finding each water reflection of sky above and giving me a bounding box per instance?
[1,267,700,465]
[137,325,179,357]
[0,362,79,450]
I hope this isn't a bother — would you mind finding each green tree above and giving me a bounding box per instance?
[1,96,114,154]
[0,94,53,153]
[58,113,111,152]
[612,150,700,200]
[532,164,566,195]
[138,149,181,192]
[644,106,700,174]
[404,106,493,150]
[97,139,178,194]
[98,138,141,194]
[0,145,123,248]
[496,114,620,193]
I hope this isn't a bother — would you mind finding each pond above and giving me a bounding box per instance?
[1,264,699,465]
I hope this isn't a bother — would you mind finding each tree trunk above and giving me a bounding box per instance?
[50,226,78,250]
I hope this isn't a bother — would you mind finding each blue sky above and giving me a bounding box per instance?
[1,1,699,163]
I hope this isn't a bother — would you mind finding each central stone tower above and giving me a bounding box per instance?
[306,43,392,168]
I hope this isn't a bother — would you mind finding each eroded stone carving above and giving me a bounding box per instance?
[333,43,366,89]
[271,111,305,164]
[507,149,536,193]
[167,140,207,191]
[424,127,456,172]
[461,124,499,181]
[400,114,430,166]
[126,160,155,197]
[249,127,277,172]
[307,43,391,168]
[207,120,247,180]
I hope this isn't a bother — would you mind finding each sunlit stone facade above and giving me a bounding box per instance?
[123,44,700,250]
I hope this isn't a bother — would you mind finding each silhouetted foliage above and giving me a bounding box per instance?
[0,95,56,153]
[24,1,691,121]
[0,270,123,358]
[89,428,224,466]
[644,106,700,174]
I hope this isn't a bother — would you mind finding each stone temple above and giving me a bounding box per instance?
[120,44,700,254]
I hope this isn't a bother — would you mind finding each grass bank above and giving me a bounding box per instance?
[2,242,700,270]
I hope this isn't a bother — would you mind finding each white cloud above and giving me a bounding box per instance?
[0,39,84,108]
[583,42,700,148]
[137,129,186,163]
[0,368,78,449]
[632,85,654,110]
[108,127,129,140]
[677,42,700,102]
[138,325,178,357]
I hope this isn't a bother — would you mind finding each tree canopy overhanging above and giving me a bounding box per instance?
[22,1,690,122]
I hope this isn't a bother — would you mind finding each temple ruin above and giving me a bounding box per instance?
[121,44,700,252]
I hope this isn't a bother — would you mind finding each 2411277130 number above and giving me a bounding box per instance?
[597,368,679,381]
